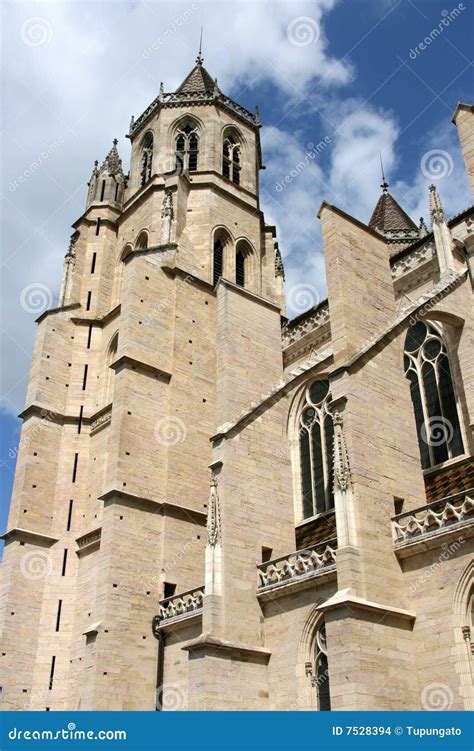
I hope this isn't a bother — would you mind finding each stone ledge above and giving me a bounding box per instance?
[35,302,81,324]
[0,528,59,547]
[99,488,207,523]
[182,634,271,663]
[316,588,416,623]
[394,518,473,559]
[110,355,172,382]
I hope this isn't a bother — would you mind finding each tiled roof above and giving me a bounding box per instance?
[424,456,474,503]
[175,63,215,94]
[369,190,418,233]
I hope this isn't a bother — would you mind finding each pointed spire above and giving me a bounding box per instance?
[213,77,219,98]
[429,184,445,223]
[196,26,204,66]
[159,82,164,102]
[206,474,221,547]
[129,115,135,135]
[255,105,260,126]
[380,153,389,193]
[99,138,123,176]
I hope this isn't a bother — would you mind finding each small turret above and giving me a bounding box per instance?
[86,139,126,209]
[429,184,455,275]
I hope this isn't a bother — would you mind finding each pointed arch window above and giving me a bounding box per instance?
[313,622,331,711]
[223,136,241,185]
[404,321,464,469]
[140,132,153,186]
[299,380,334,519]
[175,123,199,173]
[213,239,223,286]
[135,231,148,250]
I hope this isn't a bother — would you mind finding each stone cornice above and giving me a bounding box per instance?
[19,403,75,425]
[99,488,207,524]
[217,277,281,313]
[0,527,59,547]
[36,302,81,324]
[71,304,121,327]
[316,589,416,623]
[182,634,271,663]
[76,527,101,556]
[110,355,172,382]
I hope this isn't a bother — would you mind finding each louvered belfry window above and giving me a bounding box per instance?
[175,124,199,173]
[213,239,223,286]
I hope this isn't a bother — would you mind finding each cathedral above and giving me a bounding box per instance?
[0,55,473,712]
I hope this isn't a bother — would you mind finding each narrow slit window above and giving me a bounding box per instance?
[55,600,62,632]
[61,549,68,577]
[90,252,97,274]
[66,500,73,531]
[82,365,88,391]
[95,218,101,236]
[48,656,56,690]
[72,453,78,483]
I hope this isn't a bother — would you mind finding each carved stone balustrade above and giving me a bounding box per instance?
[257,539,337,592]
[392,493,473,550]
[154,585,204,627]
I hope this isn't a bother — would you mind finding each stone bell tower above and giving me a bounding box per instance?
[0,53,285,710]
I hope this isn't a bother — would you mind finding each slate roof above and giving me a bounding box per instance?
[175,62,216,94]
[369,188,418,234]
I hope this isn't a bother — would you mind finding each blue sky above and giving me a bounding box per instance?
[1,0,473,551]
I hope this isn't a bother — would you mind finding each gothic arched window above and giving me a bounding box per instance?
[213,239,223,286]
[175,123,199,173]
[140,132,153,186]
[314,622,331,711]
[404,321,464,469]
[223,136,241,185]
[299,380,334,519]
[135,231,148,250]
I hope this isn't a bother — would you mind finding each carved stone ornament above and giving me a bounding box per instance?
[206,474,221,546]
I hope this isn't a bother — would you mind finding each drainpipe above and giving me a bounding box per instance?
[152,617,166,711]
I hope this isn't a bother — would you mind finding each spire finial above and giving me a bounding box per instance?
[379,153,389,192]
[196,27,203,65]
[113,138,118,147]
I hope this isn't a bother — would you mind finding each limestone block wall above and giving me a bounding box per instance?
[400,544,474,710]
[319,205,396,365]
[325,607,419,710]
[216,281,283,426]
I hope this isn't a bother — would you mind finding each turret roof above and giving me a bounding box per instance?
[369,183,418,234]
